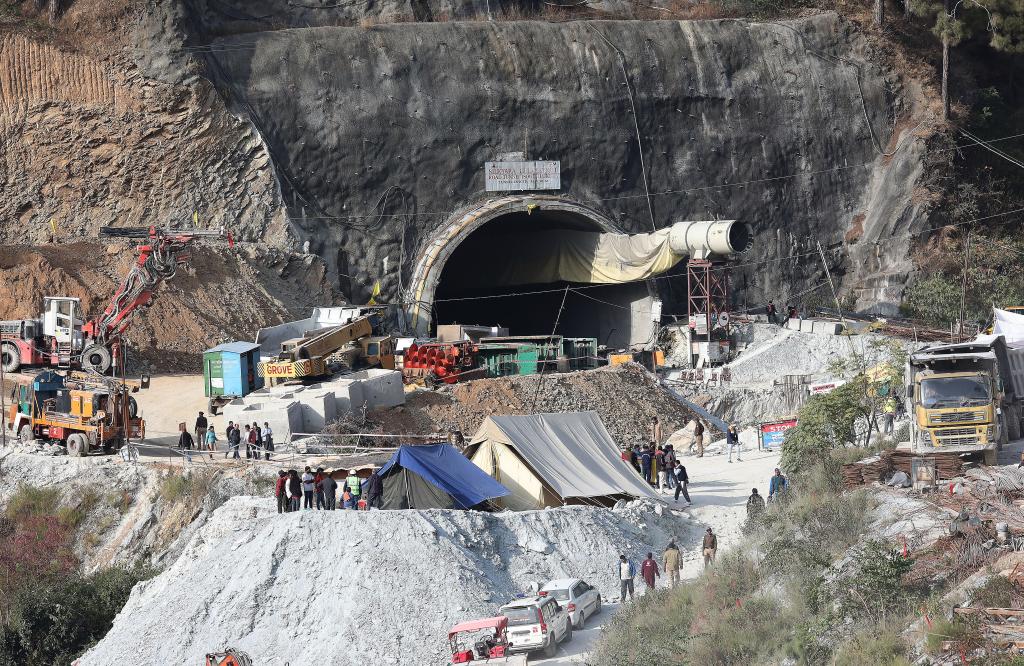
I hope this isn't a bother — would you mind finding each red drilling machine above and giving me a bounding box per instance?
[0,226,231,375]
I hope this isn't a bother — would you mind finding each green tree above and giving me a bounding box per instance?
[911,0,1024,119]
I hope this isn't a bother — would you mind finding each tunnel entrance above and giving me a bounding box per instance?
[432,209,654,349]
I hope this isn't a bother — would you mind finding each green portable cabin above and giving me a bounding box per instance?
[203,342,263,399]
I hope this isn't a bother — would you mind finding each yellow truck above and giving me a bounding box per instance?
[906,335,1024,464]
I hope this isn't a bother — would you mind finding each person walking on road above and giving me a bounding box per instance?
[287,470,302,512]
[366,470,384,509]
[726,424,742,463]
[663,542,681,589]
[767,299,778,325]
[702,527,718,568]
[301,466,315,510]
[641,552,660,590]
[204,425,216,459]
[194,412,208,448]
[275,470,288,514]
[692,420,705,457]
[251,422,263,460]
[746,488,766,520]
[177,427,194,451]
[617,555,636,602]
[673,461,691,504]
[768,468,788,502]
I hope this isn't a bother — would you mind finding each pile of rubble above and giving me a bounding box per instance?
[367,363,709,445]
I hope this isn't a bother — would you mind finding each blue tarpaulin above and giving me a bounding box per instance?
[377,445,509,509]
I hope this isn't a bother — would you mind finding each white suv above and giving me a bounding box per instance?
[540,578,602,629]
[500,595,572,658]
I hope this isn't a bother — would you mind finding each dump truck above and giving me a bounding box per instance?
[906,334,1024,464]
[6,370,146,456]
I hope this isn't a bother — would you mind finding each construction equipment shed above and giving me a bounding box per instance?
[464,412,662,510]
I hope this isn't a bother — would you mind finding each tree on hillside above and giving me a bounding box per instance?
[911,0,1024,119]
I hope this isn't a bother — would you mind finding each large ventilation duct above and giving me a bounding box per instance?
[668,220,752,259]
[458,218,752,288]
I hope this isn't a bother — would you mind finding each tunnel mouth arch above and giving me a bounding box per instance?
[407,196,658,349]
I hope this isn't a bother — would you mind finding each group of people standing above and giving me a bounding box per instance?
[765,300,799,325]
[177,412,274,461]
[274,466,385,513]
[621,417,694,504]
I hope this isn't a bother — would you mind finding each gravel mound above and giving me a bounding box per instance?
[80,498,697,666]
[371,363,709,445]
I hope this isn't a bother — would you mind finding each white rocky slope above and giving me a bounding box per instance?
[81,497,696,666]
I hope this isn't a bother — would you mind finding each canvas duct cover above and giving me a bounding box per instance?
[477,228,682,287]
[465,412,662,503]
[376,444,509,509]
[994,308,1024,346]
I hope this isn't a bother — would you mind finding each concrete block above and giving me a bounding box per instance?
[294,389,337,432]
[345,369,405,409]
[811,320,844,335]
[320,377,366,417]
[799,318,815,333]
[223,400,303,442]
[785,318,802,331]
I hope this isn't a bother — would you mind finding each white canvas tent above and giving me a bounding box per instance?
[464,411,662,510]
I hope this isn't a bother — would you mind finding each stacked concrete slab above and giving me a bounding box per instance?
[222,370,405,443]
[223,400,303,443]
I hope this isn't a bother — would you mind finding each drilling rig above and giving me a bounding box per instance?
[0,226,231,375]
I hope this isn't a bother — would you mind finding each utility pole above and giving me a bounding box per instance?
[816,241,846,329]
[942,0,951,120]
[959,230,972,341]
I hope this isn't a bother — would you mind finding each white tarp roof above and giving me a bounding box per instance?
[994,309,1024,346]
[466,411,662,502]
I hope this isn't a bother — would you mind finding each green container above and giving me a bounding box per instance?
[562,338,598,370]
[477,343,542,377]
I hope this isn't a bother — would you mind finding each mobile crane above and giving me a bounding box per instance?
[0,226,230,375]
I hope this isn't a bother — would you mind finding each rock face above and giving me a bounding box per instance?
[148,8,931,313]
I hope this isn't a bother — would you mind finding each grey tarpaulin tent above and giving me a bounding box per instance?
[464,411,662,510]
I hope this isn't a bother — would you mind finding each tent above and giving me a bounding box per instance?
[464,412,662,510]
[375,444,509,510]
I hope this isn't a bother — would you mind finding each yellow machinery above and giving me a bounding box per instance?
[257,317,395,384]
[7,371,145,456]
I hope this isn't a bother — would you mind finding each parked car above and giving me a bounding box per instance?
[540,578,602,629]
[499,595,572,658]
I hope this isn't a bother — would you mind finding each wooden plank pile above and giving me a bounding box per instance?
[886,449,964,480]
[952,607,1024,649]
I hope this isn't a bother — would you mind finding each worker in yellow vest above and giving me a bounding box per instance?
[344,472,362,510]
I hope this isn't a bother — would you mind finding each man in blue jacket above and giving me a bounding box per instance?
[639,445,653,486]
[768,468,788,501]
[616,554,637,602]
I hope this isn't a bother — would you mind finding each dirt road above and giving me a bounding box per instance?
[532,603,618,665]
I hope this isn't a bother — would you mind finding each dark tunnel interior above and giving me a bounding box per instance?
[432,210,653,349]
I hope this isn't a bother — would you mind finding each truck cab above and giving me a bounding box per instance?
[907,335,1024,464]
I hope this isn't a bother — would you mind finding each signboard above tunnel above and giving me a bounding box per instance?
[484,161,561,192]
